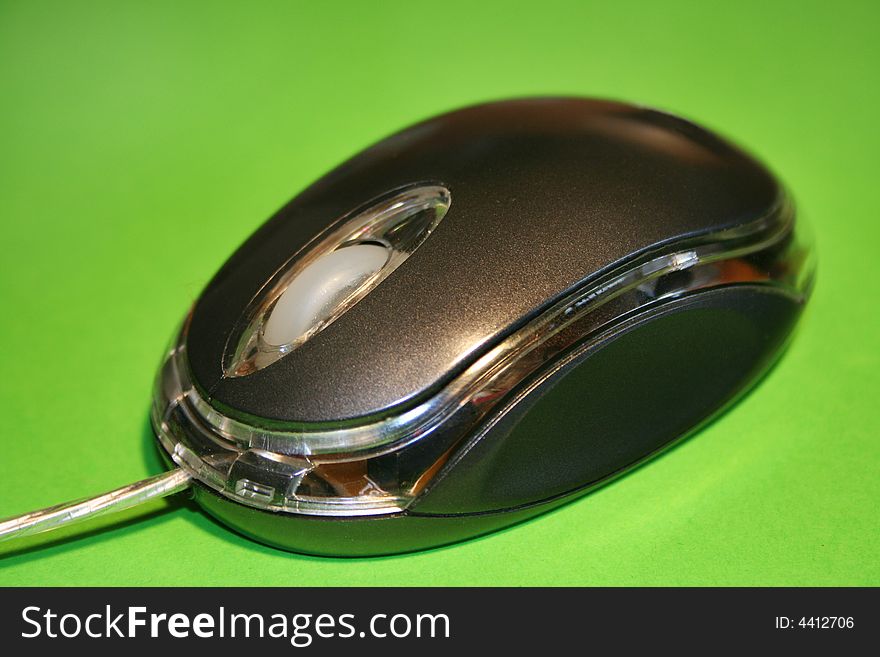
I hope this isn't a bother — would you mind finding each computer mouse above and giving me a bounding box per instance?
[151,97,814,556]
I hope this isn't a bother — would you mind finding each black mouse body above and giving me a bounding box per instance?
[152,98,814,555]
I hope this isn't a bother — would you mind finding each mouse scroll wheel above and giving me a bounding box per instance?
[262,243,391,347]
[226,184,450,376]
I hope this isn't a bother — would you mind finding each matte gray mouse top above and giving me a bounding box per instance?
[185,98,780,423]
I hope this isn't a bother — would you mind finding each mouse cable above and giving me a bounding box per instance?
[0,468,192,543]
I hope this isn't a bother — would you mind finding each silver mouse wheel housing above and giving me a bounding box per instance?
[151,187,814,519]
[225,184,451,377]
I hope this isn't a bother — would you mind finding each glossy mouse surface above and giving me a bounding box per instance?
[152,97,814,556]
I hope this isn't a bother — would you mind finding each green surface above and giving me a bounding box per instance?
[0,0,877,586]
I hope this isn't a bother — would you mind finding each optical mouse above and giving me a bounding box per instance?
[152,97,814,556]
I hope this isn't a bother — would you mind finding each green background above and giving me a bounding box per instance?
[1,0,877,586]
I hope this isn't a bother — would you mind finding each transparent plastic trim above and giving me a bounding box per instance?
[152,196,814,517]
